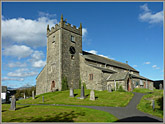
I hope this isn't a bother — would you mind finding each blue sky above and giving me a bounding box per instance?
[2,2,163,88]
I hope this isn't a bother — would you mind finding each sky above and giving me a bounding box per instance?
[1,2,164,88]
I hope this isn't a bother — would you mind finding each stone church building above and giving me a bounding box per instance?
[36,15,153,95]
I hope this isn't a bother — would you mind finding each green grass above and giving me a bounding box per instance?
[17,89,134,107]
[2,104,117,122]
[137,89,163,118]
[133,88,153,93]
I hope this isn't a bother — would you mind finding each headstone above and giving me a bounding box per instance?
[42,96,44,103]
[77,85,85,99]
[159,84,162,90]
[151,100,155,111]
[90,90,95,101]
[10,95,16,111]
[24,93,26,99]
[108,85,112,92]
[32,91,35,99]
[69,88,74,97]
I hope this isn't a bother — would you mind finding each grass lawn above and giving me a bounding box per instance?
[2,104,117,122]
[133,88,153,93]
[17,89,134,107]
[137,89,163,118]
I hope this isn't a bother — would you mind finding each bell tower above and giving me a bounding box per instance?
[46,14,82,91]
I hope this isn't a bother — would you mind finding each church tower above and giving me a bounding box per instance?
[46,15,82,91]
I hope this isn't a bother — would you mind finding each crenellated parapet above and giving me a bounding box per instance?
[47,14,82,37]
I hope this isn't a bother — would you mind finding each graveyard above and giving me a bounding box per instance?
[2,87,163,122]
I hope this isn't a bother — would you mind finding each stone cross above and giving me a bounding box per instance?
[159,84,163,90]
[69,88,74,97]
[10,95,16,111]
[24,93,26,99]
[42,96,44,103]
[90,90,95,101]
[32,91,35,99]
[108,85,112,92]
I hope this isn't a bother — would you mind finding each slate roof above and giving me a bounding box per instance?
[82,51,139,73]
[108,72,129,81]
[130,74,153,81]
[87,64,117,73]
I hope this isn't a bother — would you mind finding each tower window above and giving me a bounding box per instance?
[52,35,55,43]
[89,74,93,80]
[71,35,75,42]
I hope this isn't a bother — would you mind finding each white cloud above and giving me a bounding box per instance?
[31,50,44,60]
[133,65,137,67]
[87,50,98,54]
[8,62,27,68]
[2,77,24,81]
[7,68,38,77]
[139,4,163,24]
[144,62,151,64]
[152,65,160,69]
[82,28,87,38]
[3,45,33,59]
[32,60,46,68]
[2,15,58,47]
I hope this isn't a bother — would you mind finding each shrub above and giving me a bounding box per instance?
[157,96,163,110]
[117,85,126,92]
[83,82,87,89]
[62,76,68,91]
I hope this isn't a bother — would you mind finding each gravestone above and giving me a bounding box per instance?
[10,95,16,111]
[32,91,35,99]
[77,85,85,99]
[42,96,44,103]
[70,88,74,97]
[151,100,155,111]
[24,93,26,99]
[108,85,112,92]
[90,90,95,101]
[159,84,163,90]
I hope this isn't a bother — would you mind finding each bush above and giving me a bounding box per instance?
[117,85,126,92]
[83,82,87,89]
[157,96,163,110]
[62,76,68,91]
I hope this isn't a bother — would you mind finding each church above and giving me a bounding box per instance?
[36,15,153,95]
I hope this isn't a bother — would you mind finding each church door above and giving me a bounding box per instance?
[127,79,131,91]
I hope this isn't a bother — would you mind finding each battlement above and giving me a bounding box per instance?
[47,14,82,36]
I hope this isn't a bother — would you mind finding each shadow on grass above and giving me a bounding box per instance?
[74,94,78,97]
[9,111,85,122]
[16,105,30,110]
[116,116,162,122]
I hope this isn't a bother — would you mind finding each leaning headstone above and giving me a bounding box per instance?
[90,90,95,101]
[32,91,35,99]
[42,96,44,103]
[77,85,85,99]
[10,95,16,111]
[70,88,74,97]
[159,84,163,90]
[108,85,112,92]
[24,93,26,99]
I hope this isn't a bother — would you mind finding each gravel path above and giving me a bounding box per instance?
[17,92,163,122]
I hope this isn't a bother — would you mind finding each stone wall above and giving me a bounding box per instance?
[80,55,104,91]
[36,65,47,95]
[107,80,126,91]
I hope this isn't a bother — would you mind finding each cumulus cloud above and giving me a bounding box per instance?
[2,77,24,81]
[8,62,27,68]
[82,28,87,37]
[32,60,46,68]
[139,4,163,24]
[3,45,33,59]
[7,68,38,77]
[144,62,151,64]
[31,50,44,60]
[2,15,58,47]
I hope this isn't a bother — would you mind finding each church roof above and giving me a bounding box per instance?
[87,64,117,73]
[108,72,129,81]
[82,51,139,73]
[130,73,153,81]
